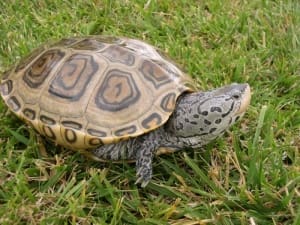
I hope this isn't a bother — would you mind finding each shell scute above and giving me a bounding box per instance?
[48,53,99,101]
[139,60,173,89]
[114,125,137,137]
[0,80,13,96]
[141,112,163,130]
[101,45,135,66]
[7,96,21,112]
[94,69,141,112]
[160,92,177,113]
[22,108,36,120]
[23,49,65,89]
[61,121,83,130]
[15,46,46,73]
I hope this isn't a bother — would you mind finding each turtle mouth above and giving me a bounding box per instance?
[235,84,251,115]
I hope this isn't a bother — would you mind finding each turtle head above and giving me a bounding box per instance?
[201,83,251,120]
[198,83,251,128]
[167,83,251,146]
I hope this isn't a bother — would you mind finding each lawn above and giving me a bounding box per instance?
[0,0,299,224]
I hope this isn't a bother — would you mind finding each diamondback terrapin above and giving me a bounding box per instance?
[0,36,251,187]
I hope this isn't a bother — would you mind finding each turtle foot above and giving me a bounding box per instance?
[135,166,152,187]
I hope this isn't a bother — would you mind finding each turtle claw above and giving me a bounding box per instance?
[135,166,152,187]
[141,180,150,188]
[135,176,150,188]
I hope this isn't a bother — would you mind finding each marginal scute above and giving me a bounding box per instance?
[7,96,21,112]
[88,138,103,146]
[42,125,56,140]
[87,128,107,137]
[23,49,65,88]
[65,129,77,143]
[61,121,82,130]
[40,115,56,125]
[23,108,36,120]
[141,113,162,129]
[114,125,137,137]
[160,92,177,112]
[49,53,99,101]
[0,80,13,96]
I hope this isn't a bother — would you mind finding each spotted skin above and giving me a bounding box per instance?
[0,36,251,187]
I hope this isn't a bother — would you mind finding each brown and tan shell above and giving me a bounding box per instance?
[0,36,195,149]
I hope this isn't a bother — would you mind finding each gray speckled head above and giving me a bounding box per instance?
[165,83,251,147]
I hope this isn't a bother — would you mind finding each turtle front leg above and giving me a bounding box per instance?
[135,139,158,187]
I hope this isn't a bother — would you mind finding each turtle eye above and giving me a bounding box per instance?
[231,91,241,100]
[232,94,241,100]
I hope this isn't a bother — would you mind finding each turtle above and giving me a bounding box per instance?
[0,36,251,187]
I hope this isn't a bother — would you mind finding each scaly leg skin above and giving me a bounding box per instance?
[135,139,158,187]
[91,131,159,187]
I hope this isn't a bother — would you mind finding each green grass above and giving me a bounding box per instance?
[0,0,299,224]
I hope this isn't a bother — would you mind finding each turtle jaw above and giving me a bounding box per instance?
[235,83,251,116]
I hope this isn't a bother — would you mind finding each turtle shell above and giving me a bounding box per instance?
[0,36,195,149]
